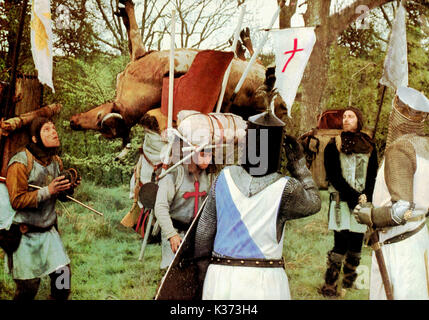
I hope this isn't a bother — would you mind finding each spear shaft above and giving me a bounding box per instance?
[0,176,104,217]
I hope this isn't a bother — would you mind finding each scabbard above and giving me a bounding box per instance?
[370,230,394,300]
[330,192,341,226]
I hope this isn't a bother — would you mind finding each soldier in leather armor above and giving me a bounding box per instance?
[354,86,429,299]
[193,109,321,300]
[5,117,77,300]
[320,107,378,297]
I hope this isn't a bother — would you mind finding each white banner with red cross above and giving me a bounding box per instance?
[270,27,316,118]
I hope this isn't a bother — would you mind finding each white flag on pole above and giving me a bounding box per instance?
[31,0,55,92]
[379,1,408,90]
[270,27,316,117]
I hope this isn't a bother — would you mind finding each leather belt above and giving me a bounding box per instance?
[25,224,54,234]
[406,214,426,222]
[210,256,285,268]
[381,222,426,246]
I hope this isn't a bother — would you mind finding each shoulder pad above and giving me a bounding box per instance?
[8,150,28,167]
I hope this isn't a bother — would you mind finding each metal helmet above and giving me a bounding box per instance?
[386,86,429,148]
[241,109,285,176]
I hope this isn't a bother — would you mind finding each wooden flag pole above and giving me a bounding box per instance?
[373,85,387,139]
[224,5,280,114]
[4,0,29,119]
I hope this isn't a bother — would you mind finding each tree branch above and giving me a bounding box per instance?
[93,34,124,53]
[94,0,122,47]
[373,32,389,43]
[379,4,392,27]
[278,0,298,29]
[142,0,169,49]
[327,0,399,43]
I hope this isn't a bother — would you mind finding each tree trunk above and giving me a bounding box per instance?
[277,0,397,132]
[278,0,298,29]
[0,75,42,176]
[299,0,331,132]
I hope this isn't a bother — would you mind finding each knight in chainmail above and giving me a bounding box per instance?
[193,109,321,300]
[320,107,378,297]
[354,86,429,299]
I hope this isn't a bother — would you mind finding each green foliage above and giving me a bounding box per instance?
[43,54,144,186]
[51,0,107,59]
[58,125,146,186]
[322,44,392,157]
[338,21,382,59]
[0,1,35,81]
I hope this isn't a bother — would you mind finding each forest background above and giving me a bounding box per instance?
[0,0,428,300]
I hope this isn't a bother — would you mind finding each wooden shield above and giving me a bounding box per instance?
[154,198,207,300]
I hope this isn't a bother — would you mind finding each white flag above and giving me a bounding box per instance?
[379,1,408,90]
[31,0,54,92]
[270,27,316,117]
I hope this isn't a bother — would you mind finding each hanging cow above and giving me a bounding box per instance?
[69,1,287,151]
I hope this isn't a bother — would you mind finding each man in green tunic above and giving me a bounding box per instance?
[5,117,75,300]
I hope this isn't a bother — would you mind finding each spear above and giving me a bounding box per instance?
[224,5,281,113]
[167,9,176,130]
[0,176,104,217]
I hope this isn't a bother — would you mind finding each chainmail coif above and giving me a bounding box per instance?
[386,106,425,149]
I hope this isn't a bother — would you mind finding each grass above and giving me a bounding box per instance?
[284,191,372,300]
[1,185,375,300]
[0,181,164,300]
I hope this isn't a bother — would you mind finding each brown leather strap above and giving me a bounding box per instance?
[382,222,426,246]
[210,256,285,268]
[210,114,225,145]
[142,149,161,169]
[203,114,214,144]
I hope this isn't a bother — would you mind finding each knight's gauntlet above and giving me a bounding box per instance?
[353,203,374,227]
[382,200,415,225]
[358,200,417,228]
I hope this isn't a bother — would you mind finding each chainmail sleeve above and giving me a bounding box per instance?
[371,139,417,227]
[384,139,416,202]
[275,157,321,241]
[279,157,321,220]
[194,176,218,295]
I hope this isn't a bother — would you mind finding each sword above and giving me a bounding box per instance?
[358,193,393,300]
[368,228,394,300]
[333,192,341,227]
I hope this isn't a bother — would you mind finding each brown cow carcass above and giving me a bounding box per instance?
[69,0,287,149]
[69,48,287,147]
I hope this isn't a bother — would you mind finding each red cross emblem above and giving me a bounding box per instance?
[183,181,207,218]
[282,38,304,73]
